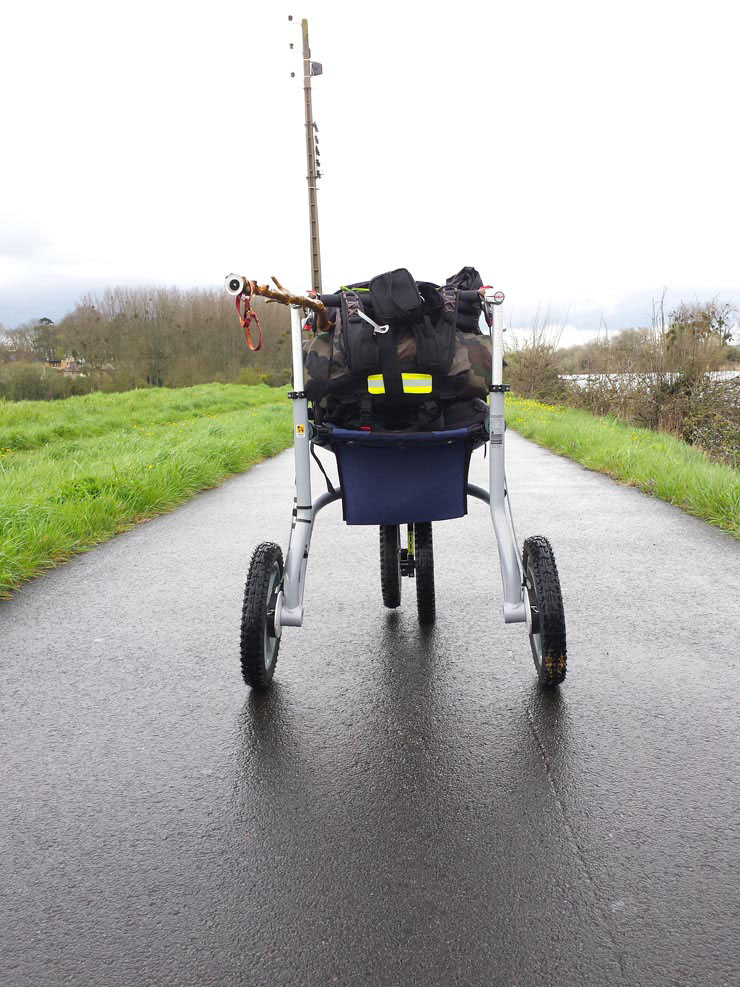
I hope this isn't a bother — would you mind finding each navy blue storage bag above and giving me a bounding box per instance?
[329,427,473,525]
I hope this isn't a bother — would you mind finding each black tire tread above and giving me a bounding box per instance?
[415,522,436,624]
[240,541,283,690]
[523,535,567,687]
[379,525,402,608]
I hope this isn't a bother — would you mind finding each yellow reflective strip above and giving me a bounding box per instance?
[403,371,432,394]
[367,373,433,395]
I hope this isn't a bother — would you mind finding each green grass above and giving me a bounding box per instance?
[0,384,293,596]
[506,396,740,539]
[0,382,285,451]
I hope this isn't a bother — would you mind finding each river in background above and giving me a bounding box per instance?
[562,370,740,388]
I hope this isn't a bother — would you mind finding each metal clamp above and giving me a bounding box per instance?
[356,310,390,334]
[489,384,510,393]
[287,390,307,400]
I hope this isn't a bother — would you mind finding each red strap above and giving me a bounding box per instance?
[480,285,494,328]
[235,293,263,351]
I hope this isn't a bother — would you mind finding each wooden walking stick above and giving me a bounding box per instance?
[225,275,331,337]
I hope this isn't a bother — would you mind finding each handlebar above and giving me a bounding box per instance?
[314,293,343,308]
[313,289,482,308]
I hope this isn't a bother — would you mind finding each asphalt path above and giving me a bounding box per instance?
[2,433,739,987]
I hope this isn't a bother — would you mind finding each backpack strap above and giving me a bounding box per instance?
[340,289,403,402]
[413,286,457,374]
[439,285,458,320]
[342,289,362,320]
[338,290,378,378]
[374,325,404,403]
[359,395,372,430]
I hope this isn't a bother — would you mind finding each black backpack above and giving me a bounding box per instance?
[303,268,492,433]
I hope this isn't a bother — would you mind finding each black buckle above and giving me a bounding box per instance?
[287,390,307,400]
[400,548,415,578]
[489,384,510,393]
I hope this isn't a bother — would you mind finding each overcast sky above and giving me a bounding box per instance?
[2,0,739,342]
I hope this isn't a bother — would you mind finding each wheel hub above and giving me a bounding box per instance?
[524,579,541,636]
[266,589,283,639]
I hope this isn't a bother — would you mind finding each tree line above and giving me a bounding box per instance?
[505,298,740,468]
[0,286,292,400]
[506,299,739,396]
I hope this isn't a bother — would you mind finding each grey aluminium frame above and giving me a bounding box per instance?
[276,290,526,632]
[277,304,323,629]
[480,290,525,623]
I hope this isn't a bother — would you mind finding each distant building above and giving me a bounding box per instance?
[47,356,83,376]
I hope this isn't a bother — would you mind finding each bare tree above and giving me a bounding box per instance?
[54,285,291,390]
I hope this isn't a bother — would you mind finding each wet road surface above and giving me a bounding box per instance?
[2,433,739,986]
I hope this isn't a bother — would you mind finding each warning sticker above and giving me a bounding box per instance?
[490,415,504,445]
[295,424,306,437]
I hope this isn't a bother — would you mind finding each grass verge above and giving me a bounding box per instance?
[0,384,293,596]
[506,396,740,539]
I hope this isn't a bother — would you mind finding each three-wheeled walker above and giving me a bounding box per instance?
[225,276,567,691]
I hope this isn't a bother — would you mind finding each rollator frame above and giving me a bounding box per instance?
[276,289,526,634]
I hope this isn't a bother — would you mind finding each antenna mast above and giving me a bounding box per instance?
[293,17,323,292]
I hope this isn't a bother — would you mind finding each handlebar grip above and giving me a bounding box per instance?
[316,290,481,308]
[316,294,343,308]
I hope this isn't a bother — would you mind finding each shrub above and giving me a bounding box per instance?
[237,367,267,386]
[0,362,93,401]
[509,297,739,467]
[263,368,291,387]
[505,321,567,403]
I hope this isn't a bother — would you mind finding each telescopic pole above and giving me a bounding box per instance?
[301,18,322,292]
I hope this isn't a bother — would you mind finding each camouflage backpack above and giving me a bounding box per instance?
[303,268,493,431]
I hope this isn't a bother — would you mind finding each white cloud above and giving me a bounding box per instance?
[1,0,739,334]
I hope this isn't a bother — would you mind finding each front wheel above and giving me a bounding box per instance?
[414,522,436,624]
[240,541,283,689]
[523,535,567,688]
[379,525,402,608]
